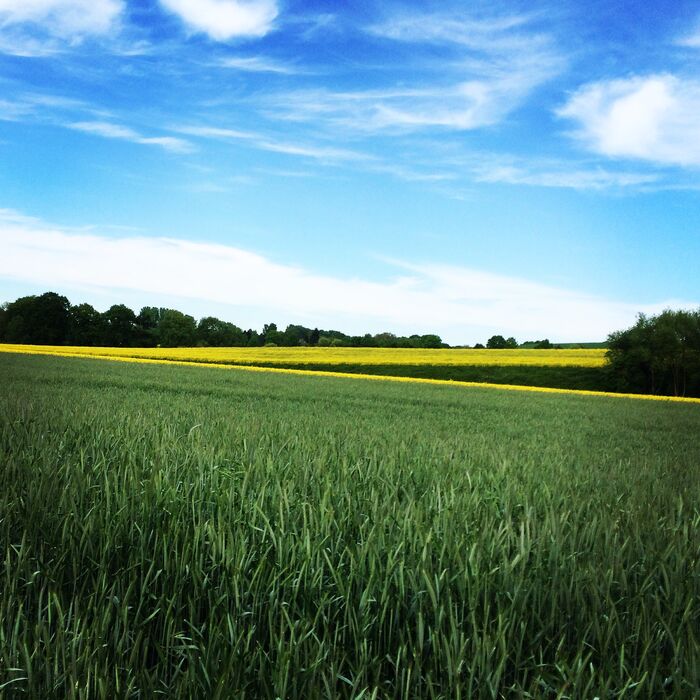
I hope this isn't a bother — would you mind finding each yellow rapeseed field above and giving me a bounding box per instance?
[3,343,700,403]
[0,344,606,367]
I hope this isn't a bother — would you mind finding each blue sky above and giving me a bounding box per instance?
[1,0,699,343]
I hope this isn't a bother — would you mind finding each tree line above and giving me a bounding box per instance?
[606,309,700,397]
[0,292,446,349]
[0,292,566,350]
[3,292,697,396]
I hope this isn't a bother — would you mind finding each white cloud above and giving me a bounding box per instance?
[269,12,562,133]
[220,55,298,73]
[0,98,35,121]
[0,0,122,37]
[368,13,531,49]
[174,124,370,162]
[0,32,60,55]
[159,0,277,40]
[256,139,368,162]
[678,31,700,48]
[0,92,88,121]
[272,84,514,132]
[175,125,258,141]
[69,121,194,153]
[558,74,700,167]
[1,210,691,343]
[677,23,700,48]
[473,163,658,190]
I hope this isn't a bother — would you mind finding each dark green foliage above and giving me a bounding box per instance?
[520,339,553,349]
[413,333,443,348]
[281,324,310,347]
[486,335,518,349]
[556,342,608,349]
[197,316,245,346]
[136,306,165,345]
[1,292,71,344]
[69,303,106,345]
[158,309,197,347]
[1,353,700,698]
[102,304,138,347]
[0,292,447,348]
[607,309,700,397]
[245,328,262,346]
[261,322,284,345]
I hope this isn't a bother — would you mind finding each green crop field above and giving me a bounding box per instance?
[1,353,700,698]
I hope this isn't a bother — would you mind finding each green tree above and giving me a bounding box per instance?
[486,335,508,349]
[136,307,166,346]
[197,317,245,346]
[102,304,138,347]
[69,303,106,346]
[374,332,398,348]
[282,325,310,347]
[521,339,553,349]
[418,334,443,348]
[159,310,197,347]
[262,323,284,345]
[607,310,700,396]
[1,292,71,344]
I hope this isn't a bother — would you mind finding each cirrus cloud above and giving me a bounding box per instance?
[69,121,194,153]
[0,0,122,37]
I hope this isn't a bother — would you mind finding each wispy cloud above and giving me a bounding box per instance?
[0,32,61,56]
[291,13,337,41]
[368,163,457,183]
[0,92,90,121]
[472,161,659,190]
[0,93,198,157]
[219,55,300,74]
[268,84,517,132]
[69,121,194,153]
[2,209,693,343]
[175,125,258,141]
[367,13,532,49]
[184,175,254,193]
[158,0,278,41]
[0,98,35,121]
[174,124,370,163]
[257,139,368,161]
[558,74,700,167]
[265,11,564,133]
[0,0,123,38]
[677,21,700,48]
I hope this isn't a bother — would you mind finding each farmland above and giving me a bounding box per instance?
[1,352,699,698]
[0,344,610,391]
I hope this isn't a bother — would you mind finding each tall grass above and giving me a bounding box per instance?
[1,353,699,698]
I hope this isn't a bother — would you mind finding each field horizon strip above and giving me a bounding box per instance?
[1,343,699,404]
[2,352,700,698]
[0,343,608,366]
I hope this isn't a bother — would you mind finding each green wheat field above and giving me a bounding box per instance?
[1,353,699,698]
